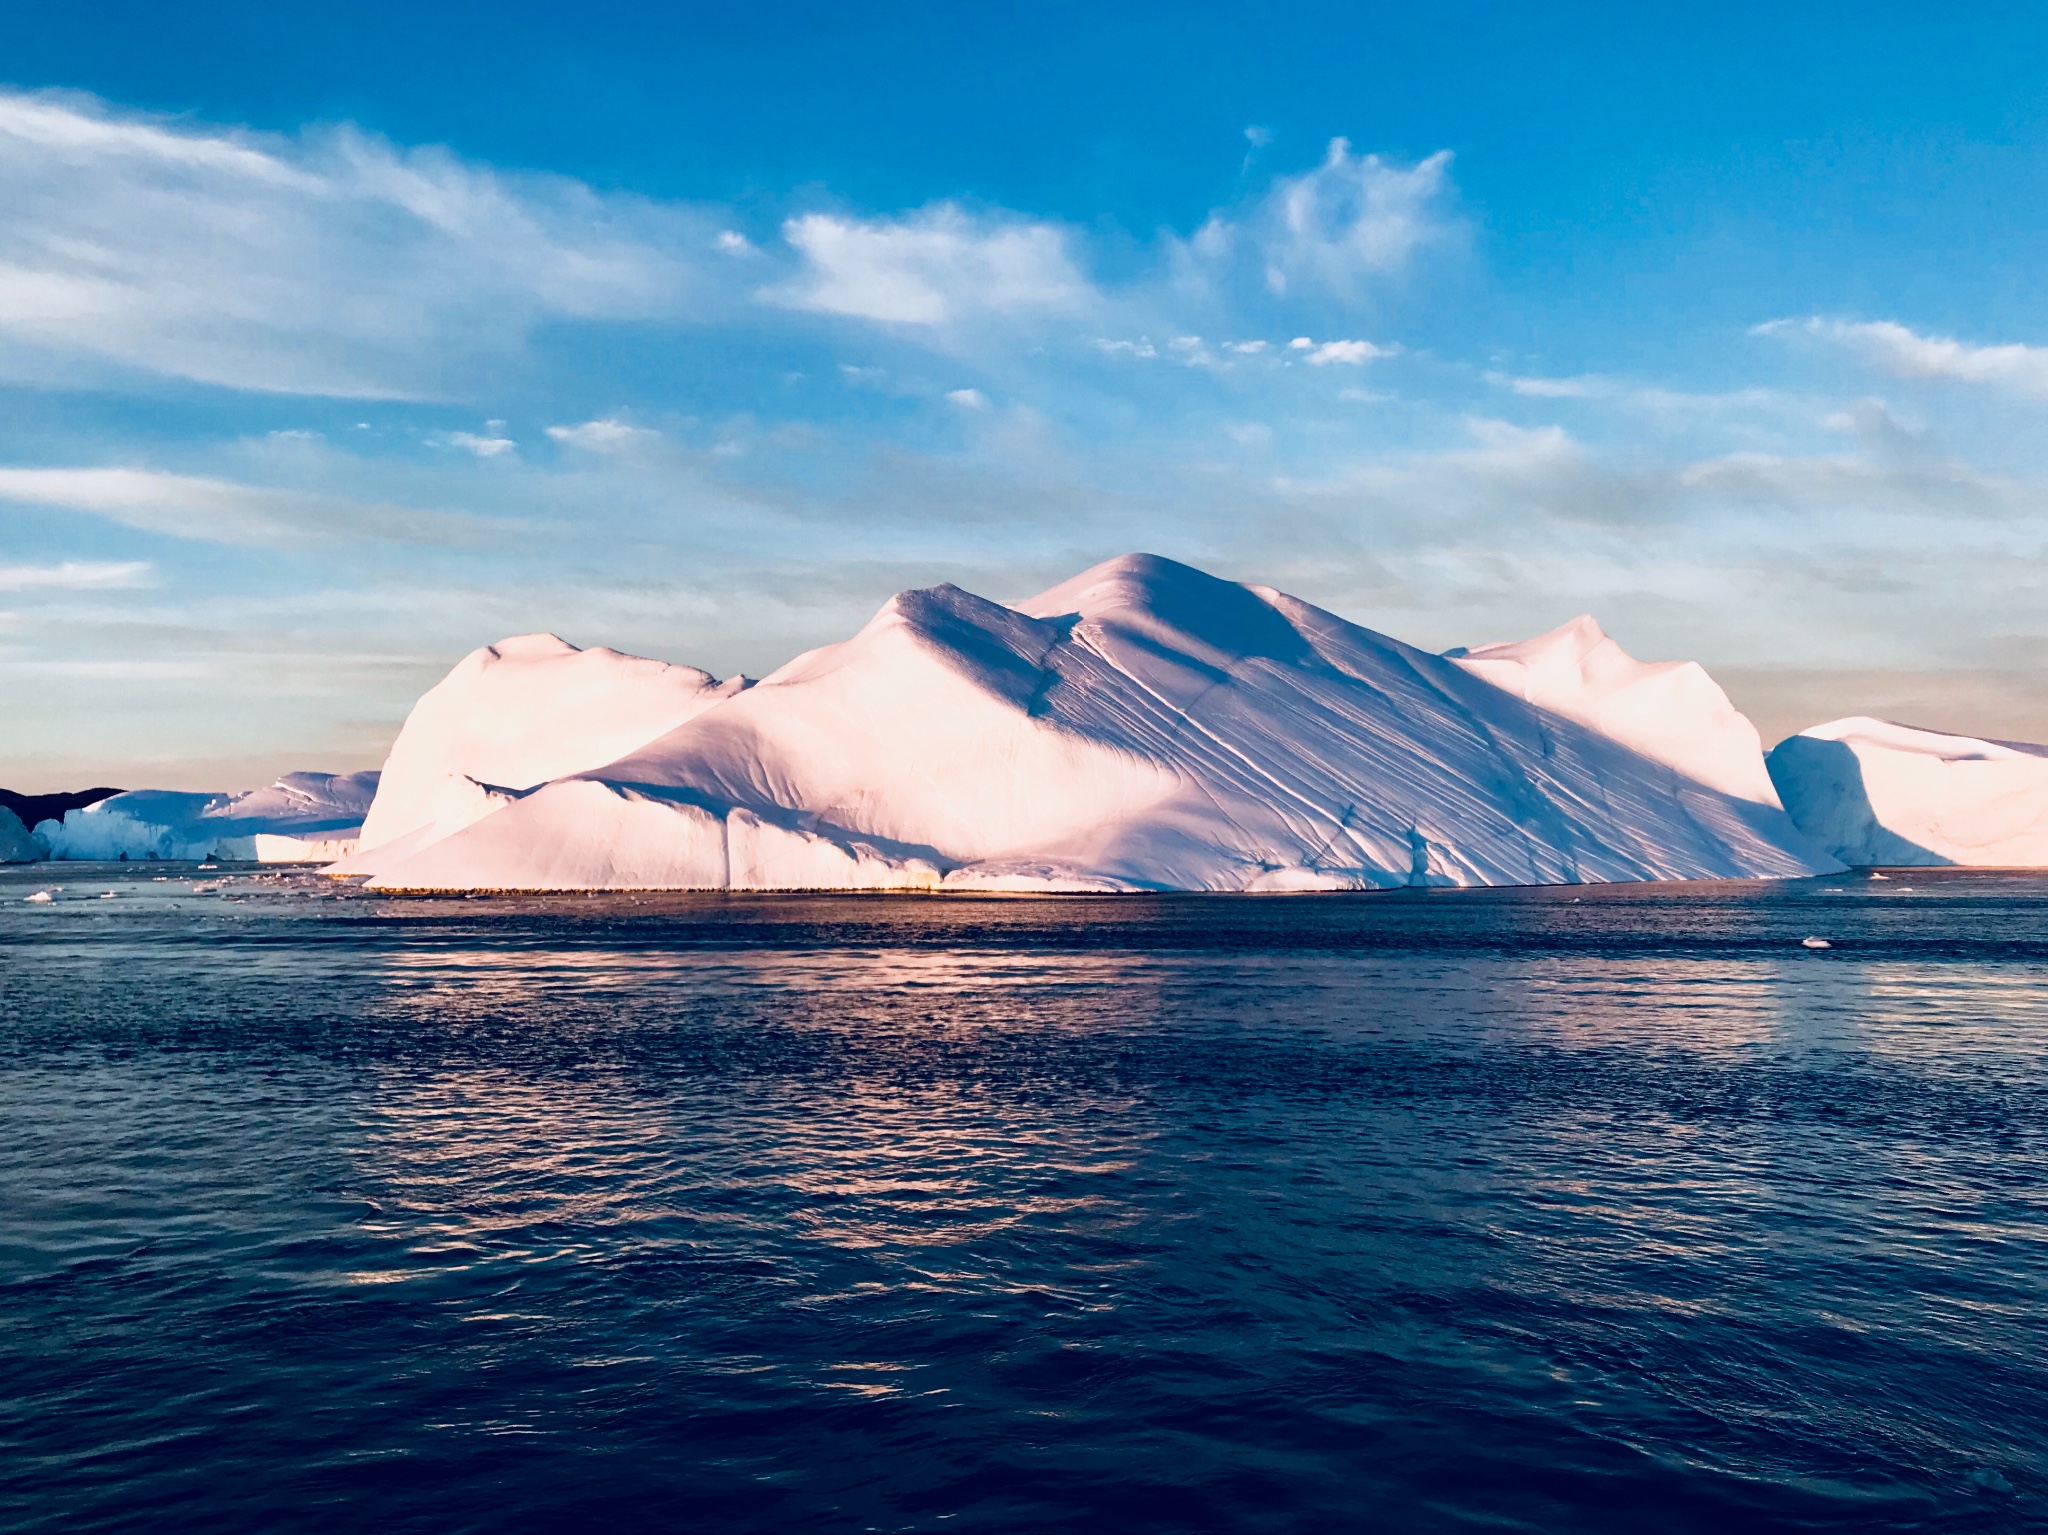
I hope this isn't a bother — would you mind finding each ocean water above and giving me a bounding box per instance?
[2,865,2045,1533]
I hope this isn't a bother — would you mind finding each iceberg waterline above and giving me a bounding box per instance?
[331,554,1844,891]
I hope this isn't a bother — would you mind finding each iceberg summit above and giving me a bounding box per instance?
[327,554,1846,892]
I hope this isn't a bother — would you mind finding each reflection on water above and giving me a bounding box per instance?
[1,865,2045,1533]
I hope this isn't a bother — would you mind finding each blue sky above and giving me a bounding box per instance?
[4,1,2048,788]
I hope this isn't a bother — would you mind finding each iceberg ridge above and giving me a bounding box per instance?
[342,554,1841,892]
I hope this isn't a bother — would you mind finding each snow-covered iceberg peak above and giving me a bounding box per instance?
[343,553,1840,893]
[1447,614,1779,806]
[1768,716,2048,866]
[342,632,749,866]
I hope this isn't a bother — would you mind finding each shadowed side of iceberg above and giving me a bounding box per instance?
[0,806,39,863]
[1769,718,2048,866]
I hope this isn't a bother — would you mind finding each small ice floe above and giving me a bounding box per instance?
[1869,871,1890,881]
[99,891,117,900]
[24,890,54,903]
[1802,936,1832,949]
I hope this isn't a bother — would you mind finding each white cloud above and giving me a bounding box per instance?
[1758,317,2048,399]
[716,229,754,254]
[1296,338,1390,366]
[546,418,660,452]
[945,388,990,409]
[1486,371,1603,398]
[772,205,1090,324]
[1220,139,1454,300]
[0,559,152,591]
[0,89,707,398]
[442,430,516,457]
[0,466,470,545]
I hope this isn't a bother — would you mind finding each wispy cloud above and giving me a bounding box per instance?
[547,418,661,453]
[441,428,517,458]
[1486,372,1604,398]
[770,206,1090,324]
[1758,317,2048,399]
[0,466,475,545]
[0,559,152,591]
[1163,139,1455,316]
[0,88,708,398]
[1260,141,1454,297]
[1289,337,1391,365]
[0,657,216,680]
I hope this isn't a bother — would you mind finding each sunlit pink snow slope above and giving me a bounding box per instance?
[331,554,1843,891]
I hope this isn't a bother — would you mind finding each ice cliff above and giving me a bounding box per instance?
[0,806,37,864]
[334,554,1841,892]
[1769,717,2048,867]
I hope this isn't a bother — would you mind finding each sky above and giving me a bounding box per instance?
[4,1,2048,790]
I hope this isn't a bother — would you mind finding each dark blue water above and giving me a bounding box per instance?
[3,865,2045,1533]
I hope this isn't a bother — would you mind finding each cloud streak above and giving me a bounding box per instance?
[0,559,152,591]
[0,89,708,398]
[547,419,661,453]
[0,466,478,545]
[1760,317,2048,399]
[771,206,1090,324]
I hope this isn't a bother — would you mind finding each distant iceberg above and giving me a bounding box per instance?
[0,806,38,864]
[36,771,380,863]
[332,554,1841,892]
[1769,717,2048,867]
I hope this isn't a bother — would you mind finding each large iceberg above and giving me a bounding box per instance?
[336,554,1840,892]
[37,771,380,863]
[1769,717,2048,867]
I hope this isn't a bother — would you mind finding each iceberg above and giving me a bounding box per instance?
[336,632,746,870]
[1447,614,1781,806]
[0,805,38,864]
[1768,717,2048,867]
[338,554,1840,892]
[36,771,380,863]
